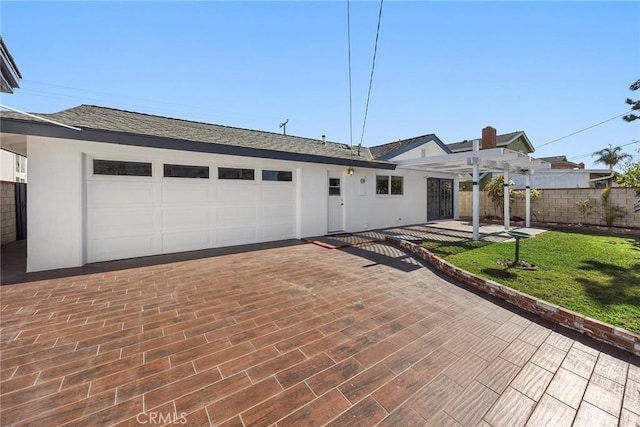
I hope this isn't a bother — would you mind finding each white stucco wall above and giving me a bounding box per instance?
[25,136,451,272]
[27,136,84,272]
[0,149,15,182]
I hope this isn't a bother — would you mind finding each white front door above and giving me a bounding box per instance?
[327,173,344,233]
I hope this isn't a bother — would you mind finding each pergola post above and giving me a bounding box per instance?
[503,168,510,231]
[472,161,480,241]
[472,139,480,241]
[525,172,531,228]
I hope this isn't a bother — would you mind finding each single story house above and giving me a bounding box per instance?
[1,105,462,272]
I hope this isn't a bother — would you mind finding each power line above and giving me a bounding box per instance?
[537,111,632,148]
[568,139,640,161]
[14,79,285,124]
[346,0,353,148]
[358,0,384,148]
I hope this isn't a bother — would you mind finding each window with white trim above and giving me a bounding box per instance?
[376,175,404,195]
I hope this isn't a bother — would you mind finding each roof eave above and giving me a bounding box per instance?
[0,118,396,170]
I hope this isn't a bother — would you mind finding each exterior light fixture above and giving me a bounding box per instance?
[347,166,355,176]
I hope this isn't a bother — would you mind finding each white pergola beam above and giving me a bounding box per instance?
[393,147,550,241]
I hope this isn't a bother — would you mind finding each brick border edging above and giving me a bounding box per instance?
[385,236,640,356]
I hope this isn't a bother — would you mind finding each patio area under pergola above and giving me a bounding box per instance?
[395,140,551,240]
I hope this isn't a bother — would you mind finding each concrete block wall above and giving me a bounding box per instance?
[1,181,16,244]
[460,187,639,228]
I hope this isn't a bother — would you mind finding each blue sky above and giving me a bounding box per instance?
[1,1,638,169]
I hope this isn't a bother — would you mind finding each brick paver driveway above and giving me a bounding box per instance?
[1,241,638,426]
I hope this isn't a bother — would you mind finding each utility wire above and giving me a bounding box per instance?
[346,0,353,148]
[537,111,632,148]
[568,139,640,161]
[358,0,384,148]
[13,79,284,123]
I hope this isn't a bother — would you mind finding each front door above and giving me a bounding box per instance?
[427,178,454,221]
[327,173,344,233]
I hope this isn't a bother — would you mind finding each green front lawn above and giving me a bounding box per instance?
[422,230,640,334]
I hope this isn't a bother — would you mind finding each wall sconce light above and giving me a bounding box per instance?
[347,167,355,176]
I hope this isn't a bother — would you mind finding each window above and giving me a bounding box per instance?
[391,176,404,195]
[376,176,389,195]
[15,156,25,173]
[328,178,341,195]
[376,175,404,195]
[218,167,254,180]
[94,160,152,176]
[262,170,293,182]
[164,164,209,179]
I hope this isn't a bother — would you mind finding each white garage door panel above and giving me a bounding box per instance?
[88,181,155,205]
[217,206,258,227]
[162,208,211,231]
[162,231,211,253]
[218,186,257,204]
[89,234,156,262]
[162,184,212,204]
[89,208,156,235]
[87,163,296,264]
[218,226,257,246]
[261,205,294,224]
[261,224,294,240]
[261,187,293,203]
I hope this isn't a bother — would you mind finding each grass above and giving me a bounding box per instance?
[422,230,640,334]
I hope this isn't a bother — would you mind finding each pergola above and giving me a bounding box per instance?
[395,140,550,241]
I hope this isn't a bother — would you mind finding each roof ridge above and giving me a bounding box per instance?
[63,104,351,149]
[370,133,436,149]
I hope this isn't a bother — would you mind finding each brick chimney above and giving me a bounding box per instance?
[481,126,497,150]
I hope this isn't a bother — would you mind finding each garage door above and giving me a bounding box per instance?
[86,159,296,263]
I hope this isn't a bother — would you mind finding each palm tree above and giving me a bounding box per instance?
[592,144,632,187]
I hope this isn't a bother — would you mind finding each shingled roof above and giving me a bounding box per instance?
[1,105,394,168]
[447,131,533,153]
[370,134,451,160]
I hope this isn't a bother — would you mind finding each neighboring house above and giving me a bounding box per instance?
[510,155,611,189]
[1,35,22,94]
[0,105,464,272]
[1,35,27,182]
[510,169,612,189]
[448,127,535,189]
[449,131,611,189]
[447,129,535,154]
[538,155,584,170]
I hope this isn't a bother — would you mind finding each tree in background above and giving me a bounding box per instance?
[615,147,640,212]
[485,175,541,219]
[592,144,632,187]
[623,79,640,122]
